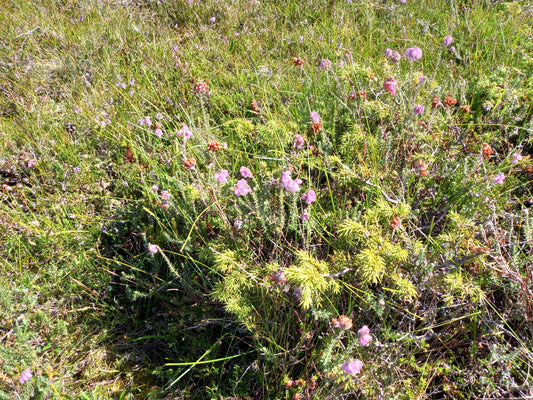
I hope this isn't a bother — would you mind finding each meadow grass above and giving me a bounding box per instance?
[1,0,533,398]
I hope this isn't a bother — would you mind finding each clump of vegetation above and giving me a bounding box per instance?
[1,0,533,398]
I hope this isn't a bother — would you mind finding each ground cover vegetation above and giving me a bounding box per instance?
[1,0,533,398]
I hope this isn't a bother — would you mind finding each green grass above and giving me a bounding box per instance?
[1,0,533,398]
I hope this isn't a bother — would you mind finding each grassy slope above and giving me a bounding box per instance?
[1,0,533,398]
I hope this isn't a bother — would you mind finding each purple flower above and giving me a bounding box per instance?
[148,244,158,254]
[413,105,425,115]
[384,48,393,58]
[301,189,316,205]
[310,111,321,123]
[383,77,397,97]
[281,171,302,193]
[142,116,153,127]
[299,36,303,43]
[319,58,332,70]
[443,35,453,47]
[20,369,32,384]
[418,75,426,84]
[215,169,229,183]
[293,134,305,149]
[341,360,364,375]
[300,212,309,221]
[240,166,253,178]
[389,51,401,63]
[234,179,252,196]
[177,123,193,140]
[405,46,423,61]
[72,167,81,173]
[209,16,216,23]
[154,128,164,137]
[493,173,505,184]
[511,153,523,164]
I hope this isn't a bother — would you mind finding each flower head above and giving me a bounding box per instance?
[194,82,209,94]
[292,57,304,67]
[511,153,523,164]
[413,105,424,115]
[319,58,332,70]
[209,16,216,23]
[234,179,252,196]
[154,128,164,137]
[443,35,453,47]
[27,159,37,168]
[357,325,370,335]
[359,333,373,346]
[293,134,305,149]
[160,190,171,200]
[493,173,505,184]
[240,166,253,178]
[383,77,397,96]
[215,169,229,183]
[177,123,193,140]
[20,368,32,385]
[332,315,353,330]
[405,46,423,61]
[301,189,317,205]
[281,171,302,193]
[310,111,321,123]
[389,51,401,63]
[148,244,158,254]
[341,360,364,375]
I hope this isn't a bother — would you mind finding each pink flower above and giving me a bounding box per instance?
[413,105,424,115]
[357,325,370,335]
[293,134,305,149]
[511,153,523,164]
[310,111,321,123]
[160,190,171,200]
[27,159,37,167]
[359,333,373,346]
[154,128,164,137]
[383,77,397,97]
[148,244,158,254]
[301,212,309,221]
[234,179,252,196]
[240,166,253,178]
[20,368,32,384]
[384,48,393,58]
[215,169,229,183]
[443,35,453,47]
[281,171,302,193]
[177,123,193,140]
[209,16,216,23]
[301,189,316,204]
[493,173,505,184]
[418,75,426,84]
[341,360,364,375]
[142,116,153,127]
[405,46,423,61]
[151,184,159,192]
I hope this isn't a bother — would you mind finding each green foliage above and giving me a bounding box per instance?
[2,0,533,398]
